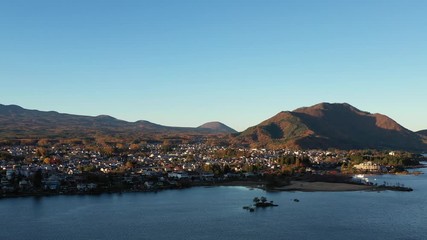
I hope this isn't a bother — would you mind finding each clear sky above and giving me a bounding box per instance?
[1,0,426,132]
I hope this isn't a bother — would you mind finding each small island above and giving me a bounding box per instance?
[253,196,278,207]
[243,196,278,212]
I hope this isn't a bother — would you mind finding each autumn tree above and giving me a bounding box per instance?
[43,157,51,164]
[125,161,134,170]
[37,138,50,146]
[35,147,47,157]
[101,145,114,156]
[129,143,140,151]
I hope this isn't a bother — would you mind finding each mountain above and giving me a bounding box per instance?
[417,130,427,137]
[0,104,233,140]
[197,121,237,134]
[236,103,427,151]
[2,103,426,150]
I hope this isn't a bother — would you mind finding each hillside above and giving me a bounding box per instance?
[197,121,237,134]
[417,130,427,145]
[0,104,234,140]
[417,130,427,137]
[236,103,426,151]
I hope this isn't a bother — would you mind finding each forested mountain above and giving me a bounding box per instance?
[236,103,426,151]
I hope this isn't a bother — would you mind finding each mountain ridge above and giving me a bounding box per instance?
[1,103,426,151]
[0,104,235,139]
[236,102,426,151]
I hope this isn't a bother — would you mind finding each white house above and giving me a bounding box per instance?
[353,161,381,172]
[168,171,190,179]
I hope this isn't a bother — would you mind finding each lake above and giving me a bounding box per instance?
[1,164,426,240]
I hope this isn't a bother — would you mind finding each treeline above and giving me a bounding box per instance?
[0,134,224,151]
[348,150,421,167]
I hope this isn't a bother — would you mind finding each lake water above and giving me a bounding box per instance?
[1,165,427,240]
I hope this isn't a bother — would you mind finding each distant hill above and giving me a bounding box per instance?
[236,103,427,151]
[197,122,237,134]
[0,104,233,140]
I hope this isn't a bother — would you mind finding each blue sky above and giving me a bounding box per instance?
[1,0,426,131]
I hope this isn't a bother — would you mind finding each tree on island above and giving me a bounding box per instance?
[252,196,277,207]
[260,196,267,203]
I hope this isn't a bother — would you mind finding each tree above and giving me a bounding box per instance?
[210,164,222,175]
[125,161,134,170]
[223,164,231,174]
[129,143,140,151]
[32,170,43,189]
[295,158,301,167]
[186,154,195,161]
[203,163,212,173]
[0,151,13,160]
[101,145,114,156]
[35,147,47,157]
[253,197,260,204]
[82,165,96,172]
[37,138,50,146]
[43,157,51,164]
[115,143,126,153]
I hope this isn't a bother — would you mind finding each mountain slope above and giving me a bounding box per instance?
[0,104,231,139]
[236,103,426,151]
[197,121,237,134]
[417,130,427,137]
[417,130,427,145]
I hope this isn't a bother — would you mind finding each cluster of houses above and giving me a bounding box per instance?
[0,143,414,196]
[353,161,386,172]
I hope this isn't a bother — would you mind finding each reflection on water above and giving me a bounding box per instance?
[1,166,426,240]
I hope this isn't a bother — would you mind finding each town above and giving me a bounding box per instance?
[0,140,424,198]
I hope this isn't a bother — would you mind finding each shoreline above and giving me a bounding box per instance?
[209,180,413,192]
[269,181,373,192]
[1,179,413,199]
[207,180,375,192]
